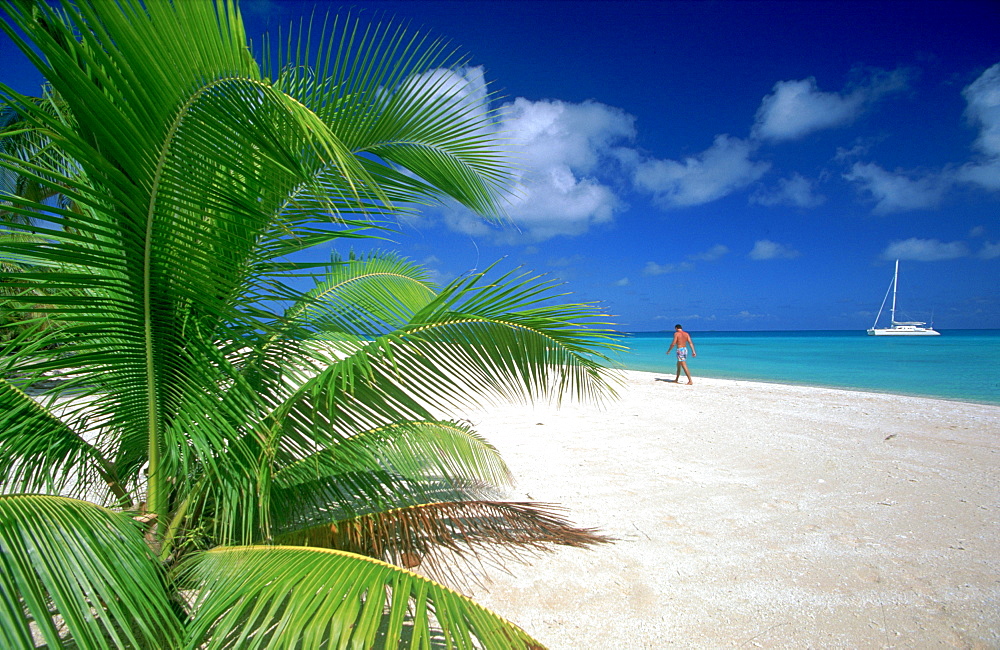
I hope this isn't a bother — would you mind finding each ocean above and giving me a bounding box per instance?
[613,330,1000,405]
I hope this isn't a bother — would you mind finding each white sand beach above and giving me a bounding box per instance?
[457,371,1000,648]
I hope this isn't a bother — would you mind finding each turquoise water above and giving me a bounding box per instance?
[614,330,1000,405]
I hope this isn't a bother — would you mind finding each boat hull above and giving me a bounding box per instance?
[867,327,940,336]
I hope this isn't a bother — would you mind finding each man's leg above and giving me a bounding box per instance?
[675,361,681,382]
[680,361,693,384]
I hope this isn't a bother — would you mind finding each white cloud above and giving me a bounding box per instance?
[613,277,630,286]
[751,173,825,208]
[547,255,583,267]
[644,244,729,276]
[444,97,635,242]
[963,63,1000,158]
[395,66,492,133]
[419,255,456,285]
[653,314,716,321]
[952,63,1000,192]
[843,162,946,213]
[979,241,1000,259]
[753,78,863,141]
[970,225,987,237]
[752,69,909,141]
[955,63,1000,190]
[643,261,694,275]
[688,244,730,261]
[956,159,1000,190]
[834,143,870,161]
[838,62,999,212]
[633,135,770,207]
[748,239,800,260]
[881,237,969,261]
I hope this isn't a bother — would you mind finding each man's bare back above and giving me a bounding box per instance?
[666,324,696,384]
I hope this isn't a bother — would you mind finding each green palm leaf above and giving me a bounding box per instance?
[267,12,512,217]
[178,545,545,649]
[265,267,621,455]
[0,378,123,501]
[2,0,620,645]
[0,494,182,649]
[268,419,512,535]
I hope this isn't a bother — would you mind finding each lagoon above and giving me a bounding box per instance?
[615,329,1000,405]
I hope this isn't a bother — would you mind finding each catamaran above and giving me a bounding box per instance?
[867,259,940,336]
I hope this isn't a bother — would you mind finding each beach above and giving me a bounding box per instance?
[456,370,1000,648]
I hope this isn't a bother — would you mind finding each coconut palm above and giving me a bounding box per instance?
[0,0,621,648]
[0,97,79,346]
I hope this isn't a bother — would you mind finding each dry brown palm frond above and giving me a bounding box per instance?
[276,499,612,587]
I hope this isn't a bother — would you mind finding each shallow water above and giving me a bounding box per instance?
[614,329,1000,405]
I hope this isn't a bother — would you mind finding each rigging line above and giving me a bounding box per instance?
[872,275,894,329]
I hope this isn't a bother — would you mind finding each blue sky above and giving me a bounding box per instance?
[3,1,999,330]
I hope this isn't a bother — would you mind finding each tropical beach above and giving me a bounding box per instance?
[2,0,999,647]
[457,371,1000,648]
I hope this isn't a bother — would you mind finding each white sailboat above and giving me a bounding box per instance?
[867,260,940,336]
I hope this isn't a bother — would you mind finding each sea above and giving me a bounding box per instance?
[612,330,1000,406]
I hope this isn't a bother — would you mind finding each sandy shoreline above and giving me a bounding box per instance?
[454,370,1000,648]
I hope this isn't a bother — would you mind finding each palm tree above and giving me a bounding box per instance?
[0,96,80,347]
[0,0,622,648]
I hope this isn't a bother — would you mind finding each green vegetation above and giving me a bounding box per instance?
[0,0,621,647]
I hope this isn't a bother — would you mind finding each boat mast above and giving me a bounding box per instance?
[890,259,899,325]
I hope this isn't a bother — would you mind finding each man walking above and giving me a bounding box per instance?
[666,324,696,385]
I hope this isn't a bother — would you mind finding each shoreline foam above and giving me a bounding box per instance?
[460,370,1000,648]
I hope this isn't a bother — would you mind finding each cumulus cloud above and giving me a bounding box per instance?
[880,237,969,261]
[956,159,1000,190]
[643,261,694,275]
[644,244,729,276]
[632,135,770,208]
[843,162,946,213]
[751,173,825,208]
[748,239,800,260]
[955,62,1000,191]
[978,241,1000,259]
[688,244,730,261]
[752,69,909,141]
[837,62,1000,213]
[653,314,717,322]
[418,255,456,285]
[963,63,1000,157]
[392,66,493,141]
[444,97,635,242]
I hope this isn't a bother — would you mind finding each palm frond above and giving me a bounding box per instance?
[291,249,438,337]
[274,419,511,490]
[278,500,611,587]
[266,12,513,217]
[178,545,546,649]
[0,494,182,649]
[268,419,512,535]
[261,267,621,464]
[0,378,126,501]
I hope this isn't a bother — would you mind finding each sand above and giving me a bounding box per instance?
[453,371,1000,649]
